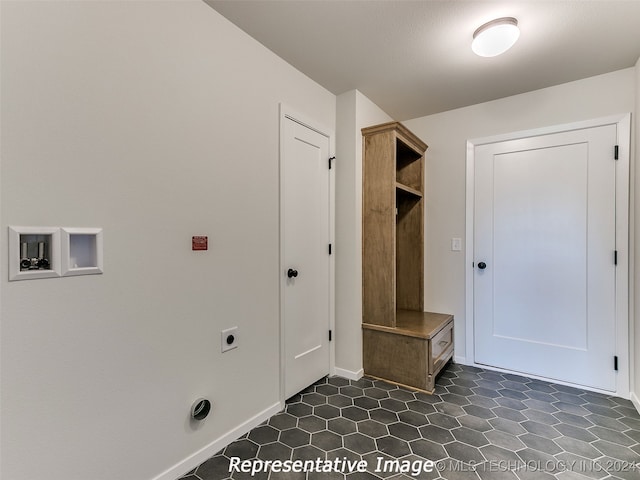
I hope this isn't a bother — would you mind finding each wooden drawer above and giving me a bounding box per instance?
[431,320,453,365]
[363,312,454,395]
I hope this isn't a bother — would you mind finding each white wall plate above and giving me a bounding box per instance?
[61,227,103,276]
[221,326,238,353]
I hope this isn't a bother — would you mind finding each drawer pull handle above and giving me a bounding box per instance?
[438,340,449,347]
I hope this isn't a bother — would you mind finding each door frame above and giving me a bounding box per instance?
[279,103,335,404]
[465,113,631,398]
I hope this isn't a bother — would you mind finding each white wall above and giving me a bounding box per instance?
[335,90,392,376]
[404,68,636,365]
[0,2,335,480]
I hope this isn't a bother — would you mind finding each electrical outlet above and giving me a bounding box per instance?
[221,326,238,353]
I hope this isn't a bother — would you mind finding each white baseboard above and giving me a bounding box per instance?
[631,392,640,415]
[334,367,364,381]
[152,401,282,480]
[454,355,467,365]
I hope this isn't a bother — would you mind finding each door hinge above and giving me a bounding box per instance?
[614,145,619,160]
[614,356,618,371]
[328,156,335,169]
[329,243,332,255]
[329,330,332,342]
[614,250,618,265]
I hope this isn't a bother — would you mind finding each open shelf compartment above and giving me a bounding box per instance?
[61,227,103,276]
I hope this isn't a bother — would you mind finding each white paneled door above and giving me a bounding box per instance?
[282,115,331,399]
[474,124,619,391]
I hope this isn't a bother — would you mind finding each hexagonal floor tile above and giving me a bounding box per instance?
[298,415,327,433]
[315,404,341,420]
[328,417,357,435]
[257,442,292,461]
[176,363,640,480]
[302,392,328,406]
[248,425,280,445]
[356,419,388,439]
[224,439,259,460]
[376,435,411,457]
[388,422,421,441]
[311,430,343,452]
[279,428,311,448]
[409,438,447,461]
[343,432,376,454]
[342,406,370,422]
[269,412,298,430]
[328,394,353,408]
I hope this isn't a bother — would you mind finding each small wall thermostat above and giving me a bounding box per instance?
[192,236,208,251]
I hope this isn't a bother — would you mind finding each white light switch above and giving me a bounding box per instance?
[451,237,462,251]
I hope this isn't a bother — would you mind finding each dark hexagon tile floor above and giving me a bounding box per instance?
[177,364,640,480]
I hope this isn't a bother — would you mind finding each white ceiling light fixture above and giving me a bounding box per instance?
[472,17,520,57]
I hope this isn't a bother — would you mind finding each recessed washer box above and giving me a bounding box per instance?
[61,228,103,277]
[9,226,61,281]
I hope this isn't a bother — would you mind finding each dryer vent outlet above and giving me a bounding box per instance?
[191,398,211,421]
[221,326,238,352]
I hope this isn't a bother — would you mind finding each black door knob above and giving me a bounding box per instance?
[477,262,487,270]
[287,268,298,278]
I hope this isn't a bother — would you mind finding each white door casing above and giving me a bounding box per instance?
[465,114,630,397]
[280,106,334,400]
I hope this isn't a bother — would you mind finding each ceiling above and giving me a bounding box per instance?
[206,0,640,121]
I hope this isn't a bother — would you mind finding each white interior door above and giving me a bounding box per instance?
[282,116,331,399]
[474,124,618,391]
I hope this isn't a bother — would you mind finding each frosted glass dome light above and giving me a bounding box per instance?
[472,17,520,57]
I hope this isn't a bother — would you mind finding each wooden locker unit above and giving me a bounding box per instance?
[361,121,453,394]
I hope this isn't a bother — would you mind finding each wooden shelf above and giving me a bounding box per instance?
[363,310,453,340]
[396,182,423,199]
[362,121,453,394]
[362,122,427,152]
[362,121,426,327]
